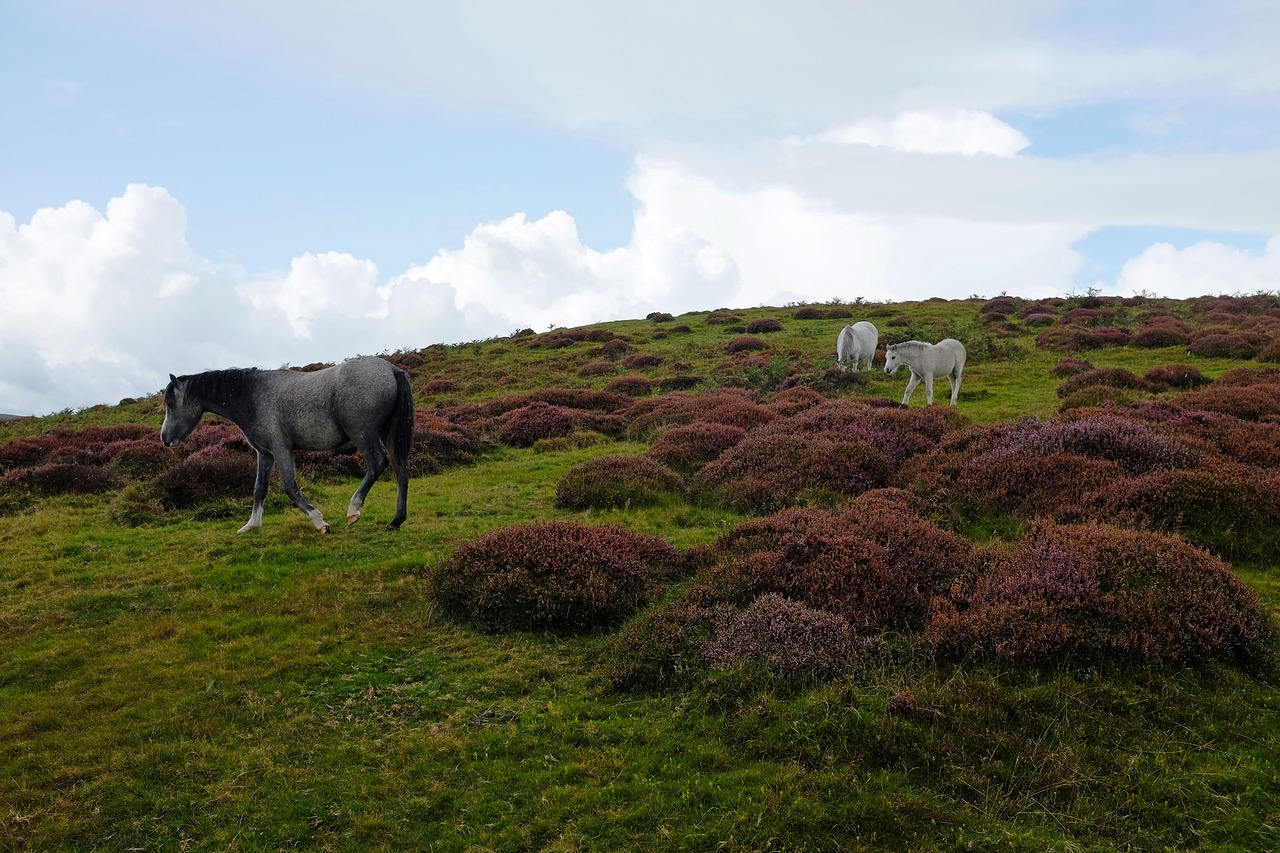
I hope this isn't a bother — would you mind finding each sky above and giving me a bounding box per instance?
[3,1,1280,415]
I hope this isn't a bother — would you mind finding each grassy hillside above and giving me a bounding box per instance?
[3,295,1280,851]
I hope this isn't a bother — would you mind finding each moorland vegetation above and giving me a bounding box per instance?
[3,293,1280,850]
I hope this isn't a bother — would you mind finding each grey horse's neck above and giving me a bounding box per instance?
[189,368,265,422]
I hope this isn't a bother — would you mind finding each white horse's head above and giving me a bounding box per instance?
[883,345,903,375]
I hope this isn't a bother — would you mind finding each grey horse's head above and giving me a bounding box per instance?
[160,374,202,447]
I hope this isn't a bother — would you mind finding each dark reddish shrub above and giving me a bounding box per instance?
[692,503,975,632]
[102,439,179,478]
[924,523,1270,666]
[1187,331,1269,359]
[577,360,617,378]
[554,455,684,510]
[412,412,485,472]
[761,399,960,470]
[702,594,855,681]
[1173,384,1280,421]
[745,318,784,334]
[1056,368,1151,398]
[767,386,826,416]
[1036,326,1105,352]
[1130,324,1190,349]
[421,378,458,394]
[1257,339,1280,363]
[624,389,762,440]
[1212,366,1280,387]
[1023,313,1056,327]
[1081,462,1280,561]
[1092,326,1131,347]
[655,375,704,392]
[495,402,578,447]
[599,339,633,360]
[1058,386,1140,411]
[693,433,891,513]
[1018,303,1056,320]
[0,437,52,472]
[154,456,258,509]
[622,353,663,370]
[603,376,654,397]
[427,521,681,632]
[1060,307,1106,325]
[953,449,1123,519]
[726,336,769,354]
[706,311,743,325]
[1050,357,1094,378]
[646,422,748,473]
[981,296,1019,315]
[1,463,121,496]
[296,445,366,481]
[1142,364,1208,391]
[647,312,674,323]
[606,601,732,689]
[697,398,778,431]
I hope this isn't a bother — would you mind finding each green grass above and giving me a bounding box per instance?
[3,296,1280,850]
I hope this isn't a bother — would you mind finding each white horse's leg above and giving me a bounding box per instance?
[924,372,935,405]
[949,365,963,405]
[901,371,922,405]
[239,451,274,533]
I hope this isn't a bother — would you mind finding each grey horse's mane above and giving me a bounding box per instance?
[174,368,265,416]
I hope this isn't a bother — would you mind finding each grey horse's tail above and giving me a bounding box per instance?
[386,367,415,481]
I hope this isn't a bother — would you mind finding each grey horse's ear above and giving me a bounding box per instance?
[170,374,178,383]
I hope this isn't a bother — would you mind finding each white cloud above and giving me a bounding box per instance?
[1115,237,1280,298]
[807,110,1030,157]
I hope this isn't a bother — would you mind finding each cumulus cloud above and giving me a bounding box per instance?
[805,110,1031,157]
[1115,237,1280,298]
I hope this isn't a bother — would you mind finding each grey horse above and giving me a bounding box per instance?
[161,356,414,532]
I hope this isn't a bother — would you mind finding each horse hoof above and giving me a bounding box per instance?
[386,521,402,531]
[347,514,360,526]
[320,524,331,534]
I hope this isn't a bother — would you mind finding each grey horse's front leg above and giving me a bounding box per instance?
[274,452,331,533]
[239,451,275,533]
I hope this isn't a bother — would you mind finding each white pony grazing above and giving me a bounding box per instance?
[883,338,967,406]
[836,321,879,371]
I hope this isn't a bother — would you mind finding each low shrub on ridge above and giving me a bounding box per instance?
[427,521,682,632]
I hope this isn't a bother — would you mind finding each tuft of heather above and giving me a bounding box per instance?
[1142,363,1208,391]
[1081,461,1280,561]
[1,463,121,497]
[646,422,748,473]
[495,402,577,447]
[691,503,975,633]
[554,455,685,510]
[692,432,891,514]
[1056,368,1151,399]
[154,455,258,509]
[1173,384,1280,421]
[924,522,1271,667]
[702,594,855,682]
[745,318,784,334]
[726,335,770,354]
[427,521,681,632]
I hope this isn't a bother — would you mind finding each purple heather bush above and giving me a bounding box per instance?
[726,335,770,354]
[692,432,891,514]
[1056,367,1151,398]
[1,462,121,496]
[603,376,655,397]
[745,318,784,334]
[554,454,685,510]
[495,402,578,447]
[645,422,748,473]
[427,521,682,632]
[1142,364,1208,391]
[925,522,1271,667]
[702,594,855,682]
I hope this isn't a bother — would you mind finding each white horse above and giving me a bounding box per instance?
[883,339,967,406]
[836,321,878,371]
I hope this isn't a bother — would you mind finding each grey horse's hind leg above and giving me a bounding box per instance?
[239,451,275,533]
[345,436,389,526]
[274,451,330,533]
[949,366,964,405]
